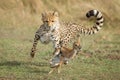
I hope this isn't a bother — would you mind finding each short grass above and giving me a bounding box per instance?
[0,0,120,80]
[0,25,120,80]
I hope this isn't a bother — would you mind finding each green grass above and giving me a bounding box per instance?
[0,25,120,80]
[0,0,120,80]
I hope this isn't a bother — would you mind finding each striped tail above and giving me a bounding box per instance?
[82,10,104,35]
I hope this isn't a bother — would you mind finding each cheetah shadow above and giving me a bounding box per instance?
[0,60,49,74]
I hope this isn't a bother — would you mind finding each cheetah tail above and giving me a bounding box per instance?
[82,10,104,35]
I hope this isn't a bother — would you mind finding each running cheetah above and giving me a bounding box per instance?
[30,10,104,58]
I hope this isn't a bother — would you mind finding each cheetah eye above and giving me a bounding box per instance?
[52,20,54,22]
[44,21,48,23]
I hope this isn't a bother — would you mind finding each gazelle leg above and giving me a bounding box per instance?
[48,68,56,74]
[57,57,63,73]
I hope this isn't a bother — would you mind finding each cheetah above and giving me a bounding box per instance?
[30,10,104,58]
[49,38,81,74]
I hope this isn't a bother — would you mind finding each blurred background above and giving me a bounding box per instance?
[0,0,120,28]
[0,0,120,80]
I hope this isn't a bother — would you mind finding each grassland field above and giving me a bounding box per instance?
[0,0,120,80]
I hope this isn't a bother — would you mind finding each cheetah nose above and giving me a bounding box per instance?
[48,25,51,28]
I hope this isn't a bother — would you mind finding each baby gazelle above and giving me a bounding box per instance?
[49,39,81,74]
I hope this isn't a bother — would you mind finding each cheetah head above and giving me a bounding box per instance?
[41,11,60,31]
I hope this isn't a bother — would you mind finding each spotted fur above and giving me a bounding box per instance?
[30,10,104,58]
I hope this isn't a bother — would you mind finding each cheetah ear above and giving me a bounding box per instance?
[41,13,44,18]
[41,12,46,18]
[53,11,58,17]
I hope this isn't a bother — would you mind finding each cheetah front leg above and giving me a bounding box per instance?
[30,34,40,58]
